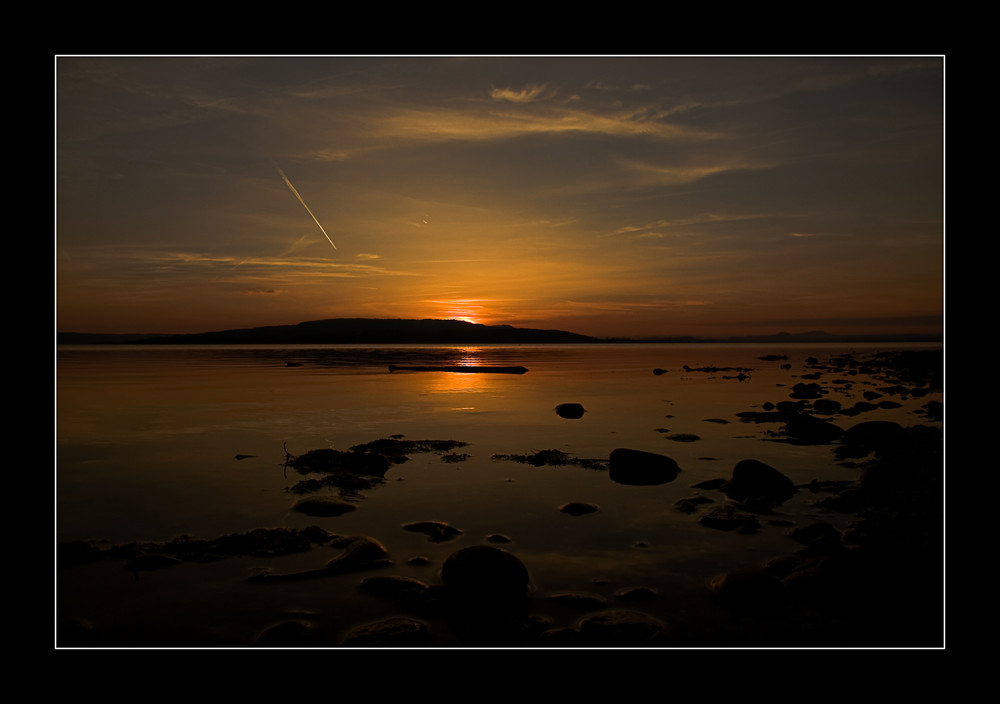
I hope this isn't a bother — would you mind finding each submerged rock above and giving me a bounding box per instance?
[608,448,680,485]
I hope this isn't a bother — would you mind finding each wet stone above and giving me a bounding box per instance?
[402,521,462,542]
[609,448,681,486]
[577,610,670,646]
[340,617,430,647]
[699,506,761,533]
[560,502,599,516]
[440,546,530,602]
[555,403,587,419]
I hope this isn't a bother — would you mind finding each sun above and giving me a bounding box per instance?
[434,299,489,326]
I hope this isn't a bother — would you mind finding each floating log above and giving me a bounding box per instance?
[388,365,528,374]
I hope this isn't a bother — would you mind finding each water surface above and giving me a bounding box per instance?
[56,342,942,646]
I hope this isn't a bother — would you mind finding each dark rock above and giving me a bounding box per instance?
[615,586,660,602]
[486,533,512,543]
[440,546,530,602]
[789,382,824,399]
[492,449,606,470]
[725,459,796,504]
[340,617,430,646]
[784,414,844,444]
[327,536,390,570]
[846,401,879,415]
[710,568,787,613]
[253,619,318,646]
[560,502,599,516]
[402,521,462,543]
[577,610,670,646]
[555,403,586,419]
[664,433,700,442]
[699,506,761,533]
[812,398,842,414]
[919,399,943,421]
[289,447,392,476]
[608,448,680,485]
[673,495,714,513]
[841,420,905,452]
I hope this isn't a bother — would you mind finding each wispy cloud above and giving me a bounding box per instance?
[489,84,551,102]
[369,104,720,144]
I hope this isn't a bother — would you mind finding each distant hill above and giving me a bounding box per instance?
[57,318,599,345]
[57,320,942,346]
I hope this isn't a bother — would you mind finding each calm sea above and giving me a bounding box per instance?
[55,342,942,646]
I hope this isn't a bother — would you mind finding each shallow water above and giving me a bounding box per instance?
[55,342,943,647]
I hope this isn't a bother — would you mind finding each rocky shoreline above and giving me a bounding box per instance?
[57,349,944,648]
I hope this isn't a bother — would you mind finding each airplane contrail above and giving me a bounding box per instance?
[276,166,338,251]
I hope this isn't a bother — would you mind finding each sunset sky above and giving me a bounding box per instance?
[55,56,944,338]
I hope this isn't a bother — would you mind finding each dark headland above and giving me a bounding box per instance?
[56,318,942,346]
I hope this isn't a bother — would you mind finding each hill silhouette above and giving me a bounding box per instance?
[57,318,599,345]
[57,319,942,346]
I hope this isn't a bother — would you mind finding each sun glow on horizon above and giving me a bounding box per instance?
[429,299,497,326]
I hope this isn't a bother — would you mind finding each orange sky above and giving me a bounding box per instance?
[56,56,944,338]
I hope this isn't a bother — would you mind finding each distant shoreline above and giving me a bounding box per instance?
[56,317,943,347]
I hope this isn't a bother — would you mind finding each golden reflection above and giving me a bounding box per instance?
[422,347,493,394]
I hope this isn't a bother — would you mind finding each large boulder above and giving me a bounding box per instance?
[725,459,796,504]
[440,546,530,602]
[841,420,905,452]
[608,448,680,485]
[784,413,844,444]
